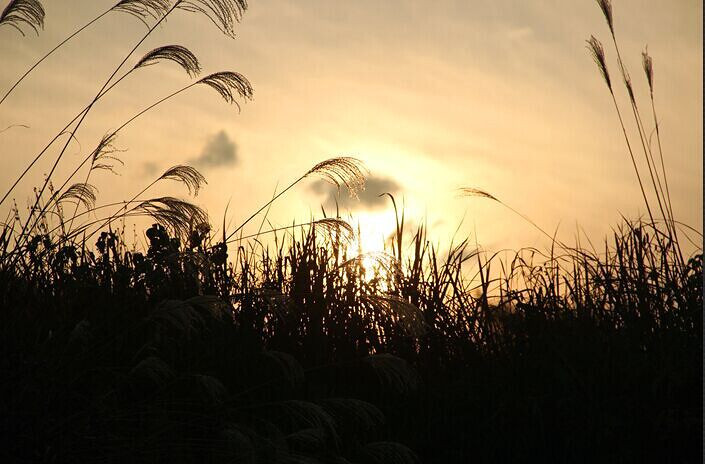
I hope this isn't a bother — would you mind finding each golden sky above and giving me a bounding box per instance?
[0,0,702,255]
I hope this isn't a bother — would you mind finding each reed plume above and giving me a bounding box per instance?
[90,133,120,165]
[134,45,202,77]
[56,183,98,211]
[111,0,171,26]
[224,158,367,243]
[177,0,248,38]
[135,196,209,239]
[158,165,208,196]
[642,47,654,96]
[586,35,655,230]
[589,0,682,264]
[306,157,368,197]
[0,0,44,36]
[341,251,403,278]
[586,36,612,93]
[1,0,172,106]
[62,133,123,231]
[595,0,614,34]
[197,71,253,110]
[458,187,566,249]
[641,46,680,261]
[364,294,426,337]
[313,217,355,243]
[91,133,125,176]
[458,187,498,202]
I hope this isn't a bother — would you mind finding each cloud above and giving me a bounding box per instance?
[309,174,401,211]
[191,130,237,168]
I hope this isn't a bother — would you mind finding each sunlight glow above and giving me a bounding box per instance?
[347,210,399,280]
[350,211,397,255]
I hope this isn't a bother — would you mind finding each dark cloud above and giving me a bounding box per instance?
[191,130,237,168]
[309,175,401,211]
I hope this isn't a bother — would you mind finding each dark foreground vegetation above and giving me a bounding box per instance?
[0,0,702,463]
[1,219,702,463]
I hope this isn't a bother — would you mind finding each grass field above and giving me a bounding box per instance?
[0,1,701,463]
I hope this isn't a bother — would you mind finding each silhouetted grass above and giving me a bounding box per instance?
[0,212,700,463]
[0,1,701,463]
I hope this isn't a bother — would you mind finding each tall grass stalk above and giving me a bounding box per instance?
[592,0,682,265]
[12,3,180,255]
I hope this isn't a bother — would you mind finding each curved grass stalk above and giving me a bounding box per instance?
[458,187,572,253]
[0,71,131,208]
[80,167,206,243]
[16,72,249,255]
[10,198,159,259]
[593,0,681,264]
[0,0,171,105]
[0,8,108,105]
[39,199,143,238]
[617,63,672,241]
[11,4,180,263]
[586,36,658,241]
[11,0,252,259]
[226,218,355,245]
[64,45,205,230]
[63,84,194,231]
[643,49,683,262]
[223,157,367,243]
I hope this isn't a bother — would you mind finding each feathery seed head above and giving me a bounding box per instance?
[197,71,253,110]
[91,132,118,163]
[313,218,355,243]
[306,157,368,198]
[0,0,45,36]
[595,0,614,33]
[90,132,125,175]
[158,165,207,196]
[111,0,171,27]
[57,183,98,211]
[642,46,654,95]
[623,70,636,104]
[136,196,208,239]
[134,45,201,77]
[586,35,612,92]
[458,187,499,202]
[177,0,248,38]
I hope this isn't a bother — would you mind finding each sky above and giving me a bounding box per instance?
[0,0,702,256]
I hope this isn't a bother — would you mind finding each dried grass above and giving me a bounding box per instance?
[0,0,44,36]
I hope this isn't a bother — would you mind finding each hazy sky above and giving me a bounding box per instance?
[0,0,701,254]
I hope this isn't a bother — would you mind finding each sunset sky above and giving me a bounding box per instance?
[0,0,701,255]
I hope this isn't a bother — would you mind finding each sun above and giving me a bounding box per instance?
[348,211,399,271]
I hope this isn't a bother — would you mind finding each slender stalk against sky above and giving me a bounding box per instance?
[0,0,700,253]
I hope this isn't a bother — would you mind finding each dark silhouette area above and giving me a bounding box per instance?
[0,1,701,463]
[1,220,701,463]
